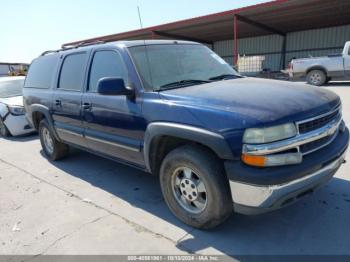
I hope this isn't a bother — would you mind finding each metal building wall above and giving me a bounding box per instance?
[285,24,350,62]
[213,24,350,72]
[214,35,284,71]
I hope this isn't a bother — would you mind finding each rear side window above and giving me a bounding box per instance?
[88,50,127,92]
[25,55,59,88]
[58,53,87,91]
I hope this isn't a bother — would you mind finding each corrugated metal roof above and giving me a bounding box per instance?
[64,0,350,47]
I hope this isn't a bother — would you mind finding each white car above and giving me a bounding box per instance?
[0,76,35,137]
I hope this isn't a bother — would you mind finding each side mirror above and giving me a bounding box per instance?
[97,77,134,97]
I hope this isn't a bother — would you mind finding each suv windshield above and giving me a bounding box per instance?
[128,44,240,91]
[0,79,24,98]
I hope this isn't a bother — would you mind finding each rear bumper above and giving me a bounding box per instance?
[225,127,349,215]
[289,72,305,80]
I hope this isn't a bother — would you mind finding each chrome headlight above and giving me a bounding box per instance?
[8,105,25,116]
[243,123,297,144]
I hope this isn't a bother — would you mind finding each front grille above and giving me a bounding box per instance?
[300,134,336,154]
[298,109,339,134]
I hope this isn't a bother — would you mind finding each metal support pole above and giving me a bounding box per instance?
[233,15,238,66]
[281,36,287,69]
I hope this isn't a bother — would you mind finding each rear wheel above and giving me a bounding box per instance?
[160,145,233,229]
[0,118,10,137]
[39,119,69,160]
[306,70,326,86]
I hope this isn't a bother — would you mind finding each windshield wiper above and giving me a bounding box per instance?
[209,74,241,81]
[159,79,210,90]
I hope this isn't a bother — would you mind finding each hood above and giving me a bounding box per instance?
[0,96,24,107]
[159,78,340,125]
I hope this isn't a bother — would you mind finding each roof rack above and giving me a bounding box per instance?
[61,40,105,49]
[40,50,59,56]
[40,40,106,56]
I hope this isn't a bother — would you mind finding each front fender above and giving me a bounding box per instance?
[143,122,234,172]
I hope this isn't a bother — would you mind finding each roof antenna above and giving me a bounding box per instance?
[137,6,143,29]
[137,6,154,89]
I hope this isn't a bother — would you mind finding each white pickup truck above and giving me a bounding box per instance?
[290,41,350,86]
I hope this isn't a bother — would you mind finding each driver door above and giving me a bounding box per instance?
[82,49,145,166]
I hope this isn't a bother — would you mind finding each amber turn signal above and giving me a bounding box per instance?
[241,154,266,167]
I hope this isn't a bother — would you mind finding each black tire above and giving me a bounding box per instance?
[39,119,69,161]
[306,70,326,86]
[0,117,10,137]
[159,145,233,229]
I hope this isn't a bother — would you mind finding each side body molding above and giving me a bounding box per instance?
[143,122,234,172]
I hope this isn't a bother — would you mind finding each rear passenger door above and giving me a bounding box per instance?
[82,49,145,166]
[52,52,88,147]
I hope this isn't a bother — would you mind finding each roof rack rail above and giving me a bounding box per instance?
[40,40,106,57]
[61,40,105,49]
[40,50,59,56]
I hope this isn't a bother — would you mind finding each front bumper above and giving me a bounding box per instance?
[230,150,346,215]
[4,114,35,136]
[225,127,349,215]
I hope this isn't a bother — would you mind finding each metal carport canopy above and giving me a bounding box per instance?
[64,0,350,47]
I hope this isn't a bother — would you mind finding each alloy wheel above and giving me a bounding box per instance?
[310,72,322,85]
[171,167,208,214]
[42,127,54,154]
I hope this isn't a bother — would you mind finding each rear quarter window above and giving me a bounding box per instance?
[25,55,59,89]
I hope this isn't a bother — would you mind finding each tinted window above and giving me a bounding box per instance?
[0,79,24,98]
[59,53,87,91]
[24,55,59,88]
[88,51,127,92]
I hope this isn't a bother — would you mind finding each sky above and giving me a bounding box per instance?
[1,0,266,63]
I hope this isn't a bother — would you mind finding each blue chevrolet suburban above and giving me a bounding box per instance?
[23,40,349,228]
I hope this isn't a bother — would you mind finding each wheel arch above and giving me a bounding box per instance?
[306,66,328,76]
[30,104,60,140]
[144,122,234,174]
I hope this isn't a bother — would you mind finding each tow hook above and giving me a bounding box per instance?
[342,159,347,164]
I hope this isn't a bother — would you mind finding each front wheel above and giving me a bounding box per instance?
[306,70,326,86]
[39,119,69,160]
[160,145,233,229]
